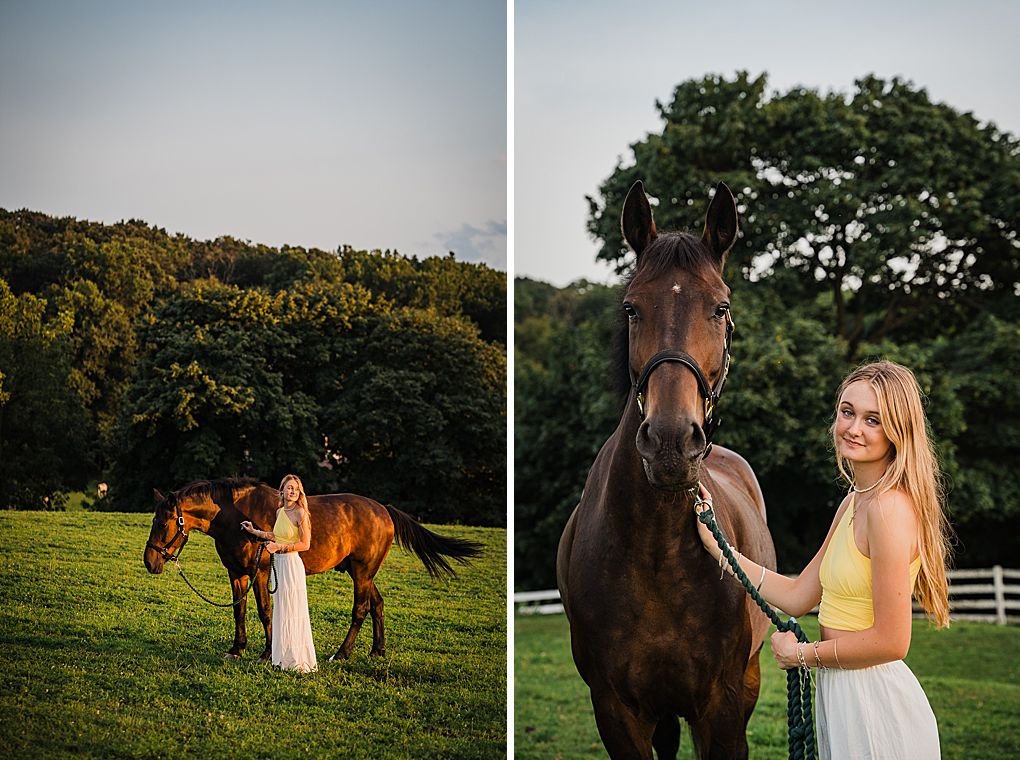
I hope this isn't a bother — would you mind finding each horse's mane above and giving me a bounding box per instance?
[610,231,717,400]
[175,477,266,505]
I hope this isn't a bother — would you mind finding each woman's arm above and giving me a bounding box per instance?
[694,484,848,617]
[292,511,312,552]
[240,520,274,541]
[772,490,918,670]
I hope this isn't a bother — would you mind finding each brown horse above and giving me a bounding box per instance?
[556,182,776,759]
[143,477,481,661]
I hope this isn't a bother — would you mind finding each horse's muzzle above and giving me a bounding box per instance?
[143,548,165,574]
[636,416,707,489]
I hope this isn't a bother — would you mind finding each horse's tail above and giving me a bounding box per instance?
[384,505,483,579]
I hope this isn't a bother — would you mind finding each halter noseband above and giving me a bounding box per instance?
[630,310,734,446]
[146,494,188,562]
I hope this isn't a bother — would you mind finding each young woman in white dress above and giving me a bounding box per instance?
[241,473,317,673]
[695,361,951,759]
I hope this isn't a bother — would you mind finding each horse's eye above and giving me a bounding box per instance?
[623,303,637,320]
[714,303,730,320]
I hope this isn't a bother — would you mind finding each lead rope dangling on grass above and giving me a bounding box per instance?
[694,489,817,760]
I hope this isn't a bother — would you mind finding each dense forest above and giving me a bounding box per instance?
[515,73,1019,589]
[0,210,506,526]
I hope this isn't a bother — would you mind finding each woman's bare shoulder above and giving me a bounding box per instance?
[874,488,917,520]
[869,489,918,549]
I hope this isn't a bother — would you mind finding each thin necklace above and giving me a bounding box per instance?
[851,480,881,494]
[850,479,881,525]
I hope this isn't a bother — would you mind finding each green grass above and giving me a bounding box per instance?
[515,613,1020,759]
[0,511,506,758]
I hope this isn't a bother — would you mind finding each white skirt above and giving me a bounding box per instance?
[816,660,939,759]
[271,551,317,673]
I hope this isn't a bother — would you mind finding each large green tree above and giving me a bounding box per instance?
[587,73,1019,356]
[324,306,507,525]
[108,281,333,510]
[0,279,91,508]
[109,280,506,525]
[514,278,622,589]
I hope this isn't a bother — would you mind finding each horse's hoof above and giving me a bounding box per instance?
[370,648,386,658]
[329,650,351,662]
[224,653,242,661]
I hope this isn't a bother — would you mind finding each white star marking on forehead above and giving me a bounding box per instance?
[671,282,682,294]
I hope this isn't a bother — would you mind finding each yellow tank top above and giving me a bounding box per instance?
[273,508,300,545]
[818,495,921,631]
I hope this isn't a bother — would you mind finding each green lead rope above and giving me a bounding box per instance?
[696,496,817,760]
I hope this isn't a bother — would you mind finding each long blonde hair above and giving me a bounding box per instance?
[831,361,953,628]
[278,474,309,513]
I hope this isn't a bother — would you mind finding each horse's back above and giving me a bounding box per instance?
[304,492,395,574]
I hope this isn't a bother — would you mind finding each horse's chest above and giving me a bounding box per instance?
[568,560,744,707]
[575,571,735,645]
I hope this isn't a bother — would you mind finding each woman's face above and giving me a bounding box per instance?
[835,380,893,465]
[283,480,301,504]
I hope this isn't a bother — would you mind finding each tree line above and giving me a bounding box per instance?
[0,211,506,526]
[515,73,1019,589]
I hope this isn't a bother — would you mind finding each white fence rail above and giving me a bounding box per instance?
[515,566,1020,625]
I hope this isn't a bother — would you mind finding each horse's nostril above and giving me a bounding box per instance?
[636,420,651,446]
[685,422,707,459]
[636,420,663,459]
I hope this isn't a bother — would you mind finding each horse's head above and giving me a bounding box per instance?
[621,181,738,490]
[144,489,188,574]
[144,479,250,572]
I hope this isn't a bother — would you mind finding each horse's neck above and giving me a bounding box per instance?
[236,486,278,526]
[186,498,221,536]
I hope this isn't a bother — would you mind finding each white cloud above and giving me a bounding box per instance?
[433,220,507,269]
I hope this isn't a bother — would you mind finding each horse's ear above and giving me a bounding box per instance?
[701,182,739,267]
[153,488,165,503]
[621,180,658,257]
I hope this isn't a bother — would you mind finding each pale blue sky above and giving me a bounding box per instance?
[0,1,507,268]
[516,0,1020,286]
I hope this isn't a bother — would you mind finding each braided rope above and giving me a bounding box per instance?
[696,497,817,760]
[171,542,277,608]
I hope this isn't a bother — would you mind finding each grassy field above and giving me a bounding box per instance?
[515,612,1020,759]
[1,511,506,758]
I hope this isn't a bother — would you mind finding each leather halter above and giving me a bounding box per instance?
[146,493,188,562]
[630,309,734,446]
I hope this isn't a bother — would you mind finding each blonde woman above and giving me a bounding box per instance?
[241,474,317,673]
[695,361,951,758]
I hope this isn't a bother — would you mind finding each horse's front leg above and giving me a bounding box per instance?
[252,568,273,662]
[225,571,249,660]
[688,686,750,760]
[590,688,656,760]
